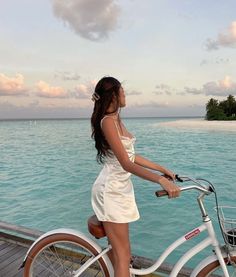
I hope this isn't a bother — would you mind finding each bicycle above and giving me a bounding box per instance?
[21,176,236,276]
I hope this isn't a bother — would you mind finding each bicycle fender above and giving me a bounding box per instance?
[190,249,236,277]
[21,228,113,275]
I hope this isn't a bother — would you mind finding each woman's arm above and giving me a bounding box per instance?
[134,154,175,180]
[101,117,180,198]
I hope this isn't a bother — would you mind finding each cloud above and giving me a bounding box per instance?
[126,90,142,96]
[156,84,170,90]
[205,21,236,51]
[35,81,68,98]
[29,100,40,107]
[71,84,90,99]
[0,73,28,96]
[54,71,81,81]
[153,91,163,95]
[184,87,202,95]
[130,101,169,109]
[200,58,230,66]
[70,80,96,99]
[153,83,172,95]
[185,76,236,96]
[0,101,92,119]
[200,59,208,66]
[52,0,121,41]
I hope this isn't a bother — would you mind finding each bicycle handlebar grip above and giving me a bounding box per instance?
[175,175,183,182]
[155,190,168,197]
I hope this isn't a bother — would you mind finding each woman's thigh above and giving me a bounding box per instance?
[103,222,131,257]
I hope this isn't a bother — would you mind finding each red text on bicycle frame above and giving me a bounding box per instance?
[185,229,200,240]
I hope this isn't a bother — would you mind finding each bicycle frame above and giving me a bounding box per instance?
[76,182,231,277]
[132,184,231,276]
[22,177,233,277]
[130,218,229,276]
[74,216,229,277]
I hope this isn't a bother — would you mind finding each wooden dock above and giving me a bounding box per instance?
[0,220,204,277]
[0,221,43,277]
[0,240,26,277]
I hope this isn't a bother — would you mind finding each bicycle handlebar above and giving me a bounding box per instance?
[155,175,214,198]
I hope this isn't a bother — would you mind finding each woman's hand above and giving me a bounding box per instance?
[162,168,176,181]
[158,176,180,198]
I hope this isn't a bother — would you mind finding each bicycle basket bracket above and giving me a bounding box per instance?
[218,206,236,247]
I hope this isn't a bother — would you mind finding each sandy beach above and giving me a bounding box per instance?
[159,119,236,132]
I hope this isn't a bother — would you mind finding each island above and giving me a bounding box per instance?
[206,95,236,120]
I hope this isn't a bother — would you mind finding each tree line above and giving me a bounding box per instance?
[206,94,236,120]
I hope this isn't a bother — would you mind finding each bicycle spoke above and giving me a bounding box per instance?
[24,235,108,277]
[42,249,62,276]
[32,255,60,277]
[50,244,67,273]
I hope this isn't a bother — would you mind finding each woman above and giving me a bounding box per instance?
[91,76,180,277]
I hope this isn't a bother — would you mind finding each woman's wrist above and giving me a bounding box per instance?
[158,175,166,185]
[155,164,165,173]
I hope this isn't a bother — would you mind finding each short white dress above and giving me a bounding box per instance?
[91,116,140,223]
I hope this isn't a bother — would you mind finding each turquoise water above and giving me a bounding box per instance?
[0,117,236,269]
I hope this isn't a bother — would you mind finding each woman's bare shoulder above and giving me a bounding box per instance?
[101,115,117,127]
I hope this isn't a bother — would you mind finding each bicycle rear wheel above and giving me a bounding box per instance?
[24,233,110,277]
[196,254,236,276]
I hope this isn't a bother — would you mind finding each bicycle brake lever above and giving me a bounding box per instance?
[175,174,183,182]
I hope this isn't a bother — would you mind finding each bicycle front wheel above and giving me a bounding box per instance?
[24,233,110,277]
[196,254,236,276]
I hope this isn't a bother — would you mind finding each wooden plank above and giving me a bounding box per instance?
[0,244,17,262]
[0,221,43,239]
[0,241,11,252]
[0,247,27,276]
[4,256,24,277]
[0,231,34,247]
[0,245,19,267]
[14,270,24,277]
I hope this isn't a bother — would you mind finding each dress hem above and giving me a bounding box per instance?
[97,215,140,224]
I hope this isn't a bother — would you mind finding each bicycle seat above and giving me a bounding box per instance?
[87,215,106,239]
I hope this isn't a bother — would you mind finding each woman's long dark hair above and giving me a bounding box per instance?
[91,77,121,163]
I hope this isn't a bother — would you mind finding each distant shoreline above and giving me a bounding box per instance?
[159,118,236,131]
[0,116,203,122]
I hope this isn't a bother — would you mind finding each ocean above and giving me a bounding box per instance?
[0,117,235,269]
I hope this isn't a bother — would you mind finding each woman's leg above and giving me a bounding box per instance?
[103,222,131,277]
[107,238,115,266]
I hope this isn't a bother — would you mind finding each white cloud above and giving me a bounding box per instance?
[184,87,202,95]
[54,71,81,81]
[153,91,163,95]
[0,101,92,119]
[185,76,236,96]
[52,0,121,41]
[0,73,28,96]
[35,81,68,98]
[156,84,170,90]
[70,80,96,99]
[154,83,172,96]
[71,84,90,99]
[130,101,169,108]
[206,21,236,51]
[200,58,230,66]
[126,90,142,96]
[176,91,186,96]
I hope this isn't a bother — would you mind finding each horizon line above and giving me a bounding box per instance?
[0,115,204,121]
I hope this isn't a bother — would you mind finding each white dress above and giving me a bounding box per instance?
[91,116,140,223]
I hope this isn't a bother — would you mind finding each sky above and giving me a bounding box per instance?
[0,0,236,119]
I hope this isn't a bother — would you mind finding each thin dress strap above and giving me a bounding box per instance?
[100,115,121,136]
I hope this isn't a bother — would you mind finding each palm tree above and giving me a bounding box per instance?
[206,98,225,120]
[219,95,236,117]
